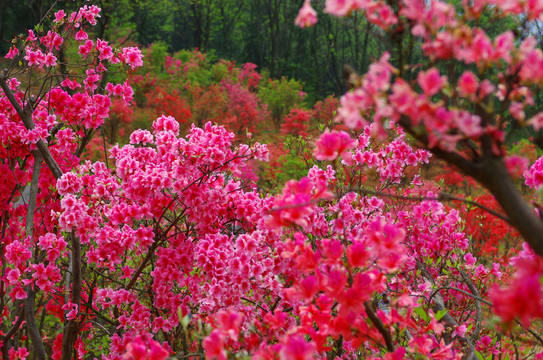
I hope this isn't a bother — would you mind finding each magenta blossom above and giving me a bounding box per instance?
[314,130,357,161]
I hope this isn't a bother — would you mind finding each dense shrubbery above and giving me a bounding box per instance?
[1,1,543,360]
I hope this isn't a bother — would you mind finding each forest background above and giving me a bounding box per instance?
[1,0,399,102]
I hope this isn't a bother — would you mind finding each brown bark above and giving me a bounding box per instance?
[24,150,47,360]
[397,115,543,257]
[61,231,81,360]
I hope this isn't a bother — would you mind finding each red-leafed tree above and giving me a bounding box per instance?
[280,107,312,137]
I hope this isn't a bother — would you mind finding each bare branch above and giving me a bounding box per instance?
[417,261,476,360]
[0,75,63,179]
[2,303,25,360]
[61,231,81,360]
[348,188,511,224]
[364,301,394,352]
[460,271,483,342]
[24,150,47,360]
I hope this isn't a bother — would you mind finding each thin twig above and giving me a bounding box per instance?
[348,188,511,224]
[428,284,543,347]
[428,286,492,307]
[240,297,269,313]
[417,261,476,360]
[177,353,204,359]
[460,270,483,341]
[3,304,24,340]
[515,319,543,346]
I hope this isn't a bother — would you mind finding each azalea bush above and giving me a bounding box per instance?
[2,1,543,360]
[122,48,335,189]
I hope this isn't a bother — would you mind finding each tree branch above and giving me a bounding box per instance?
[24,150,47,360]
[2,303,25,360]
[397,116,481,176]
[364,301,394,352]
[460,271,483,342]
[428,286,491,307]
[477,156,543,257]
[61,231,81,360]
[397,114,543,257]
[416,261,476,360]
[348,188,511,224]
[427,283,543,347]
[0,74,63,179]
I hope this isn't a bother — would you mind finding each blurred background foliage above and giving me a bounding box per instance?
[2,0,541,193]
[0,0,391,101]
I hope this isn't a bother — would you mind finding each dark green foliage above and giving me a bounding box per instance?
[0,0,387,101]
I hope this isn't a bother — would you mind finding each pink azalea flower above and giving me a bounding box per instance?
[120,47,144,69]
[314,130,356,161]
[267,177,314,229]
[337,89,369,129]
[5,46,19,59]
[24,47,45,67]
[202,330,226,360]
[493,31,514,63]
[455,111,483,138]
[26,30,37,42]
[457,71,479,96]
[6,268,20,284]
[215,309,243,341]
[324,0,355,16]
[43,52,57,67]
[347,241,369,267]
[8,347,29,360]
[61,78,82,90]
[54,10,66,23]
[464,253,477,267]
[528,112,543,131]
[505,155,529,177]
[279,335,316,360]
[295,0,318,28]
[75,29,88,41]
[123,337,169,360]
[524,156,543,188]
[417,67,446,96]
[78,40,94,59]
[452,324,467,338]
[490,257,543,327]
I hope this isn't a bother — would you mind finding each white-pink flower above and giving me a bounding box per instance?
[295,0,318,28]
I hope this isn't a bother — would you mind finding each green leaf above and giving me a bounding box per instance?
[435,309,447,321]
[475,351,484,360]
[181,314,191,329]
[414,307,429,322]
